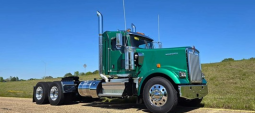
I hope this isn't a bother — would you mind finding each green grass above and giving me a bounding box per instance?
[0,74,101,98]
[0,59,255,110]
[202,59,255,110]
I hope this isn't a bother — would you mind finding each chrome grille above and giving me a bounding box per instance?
[187,49,202,83]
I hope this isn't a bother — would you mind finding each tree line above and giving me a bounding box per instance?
[0,70,99,82]
[221,57,255,62]
[0,76,21,82]
[64,70,99,77]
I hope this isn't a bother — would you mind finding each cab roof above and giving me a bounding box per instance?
[103,31,154,41]
[128,32,153,41]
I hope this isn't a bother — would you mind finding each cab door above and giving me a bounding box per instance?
[108,38,121,73]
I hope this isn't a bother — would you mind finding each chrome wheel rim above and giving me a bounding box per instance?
[50,86,58,101]
[36,86,43,100]
[149,84,168,107]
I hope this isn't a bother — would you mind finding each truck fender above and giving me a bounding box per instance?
[137,68,180,96]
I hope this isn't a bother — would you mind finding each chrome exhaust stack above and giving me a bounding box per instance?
[131,23,136,32]
[97,11,108,82]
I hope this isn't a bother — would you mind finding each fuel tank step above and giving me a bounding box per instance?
[98,93,122,97]
[98,82,125,97]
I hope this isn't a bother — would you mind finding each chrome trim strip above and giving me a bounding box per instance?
[110,78,129,82]
[98,93,123,97]
[116,74,130,77]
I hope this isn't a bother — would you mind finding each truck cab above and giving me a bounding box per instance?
[99,26,208,112]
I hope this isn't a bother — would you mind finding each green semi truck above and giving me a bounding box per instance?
[33,11,208,113]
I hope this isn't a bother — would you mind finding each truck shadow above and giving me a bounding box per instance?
[82,102,204,113]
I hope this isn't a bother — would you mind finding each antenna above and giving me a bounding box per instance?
[83,64,87,73]
[123,0,126,30]
[158,15,162,48]
[158,14,160,42]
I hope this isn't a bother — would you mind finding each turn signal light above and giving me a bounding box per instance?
[157,64,161,68]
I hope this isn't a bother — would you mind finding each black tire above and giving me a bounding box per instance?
[179,97,203,107]
[48,81,65,105]
[143,77,178,113]
[34,82,50,104]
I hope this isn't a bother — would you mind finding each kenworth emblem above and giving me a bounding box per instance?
[165,52,178,55]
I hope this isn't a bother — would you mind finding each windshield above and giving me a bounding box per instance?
[130,35,153,49]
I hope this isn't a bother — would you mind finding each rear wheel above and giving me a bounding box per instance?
[143,77,178,113]
[48,81,65,105]
[34,82,50,104]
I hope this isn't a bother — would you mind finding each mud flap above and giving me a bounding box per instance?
[32,86,35,102]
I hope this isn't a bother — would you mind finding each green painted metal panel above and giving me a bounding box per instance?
[102,31,130,75]
[135,47,191,95]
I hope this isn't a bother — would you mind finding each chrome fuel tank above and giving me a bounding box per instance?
[78,80,101,98]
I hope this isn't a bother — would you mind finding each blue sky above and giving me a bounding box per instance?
[0,0,254,80]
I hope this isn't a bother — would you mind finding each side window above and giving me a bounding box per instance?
[138,44,146,48]
[111,38,117,50]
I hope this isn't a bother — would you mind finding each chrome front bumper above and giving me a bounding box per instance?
[178,85,208,99]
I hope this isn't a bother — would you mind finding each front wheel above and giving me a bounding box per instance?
[143,77,178,113]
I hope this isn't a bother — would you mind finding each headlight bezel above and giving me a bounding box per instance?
[179,71,187,78]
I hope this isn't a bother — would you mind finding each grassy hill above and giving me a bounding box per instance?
[0,59,255,110]
[202,58,255,110]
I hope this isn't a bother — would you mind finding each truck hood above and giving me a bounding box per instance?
[135,46,190,79]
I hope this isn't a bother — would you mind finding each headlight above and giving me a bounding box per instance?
[179,72,186,78]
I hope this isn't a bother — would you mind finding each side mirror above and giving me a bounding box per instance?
[116,33,123,49]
